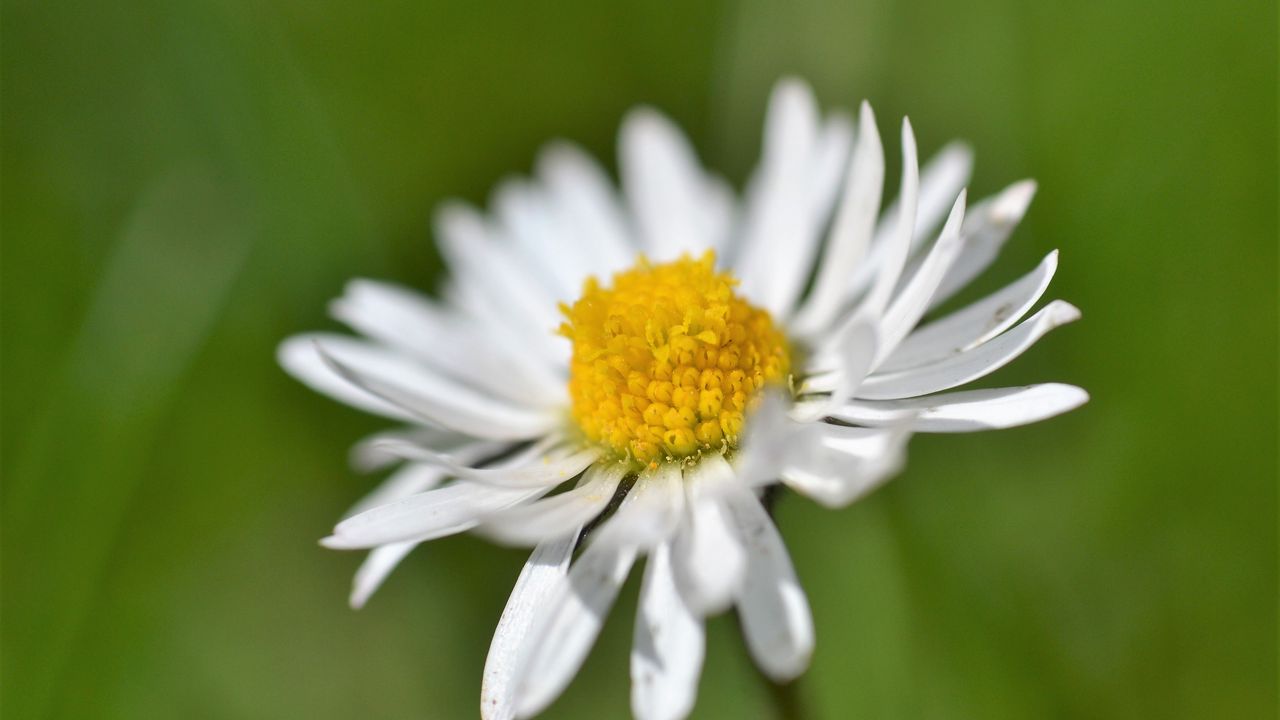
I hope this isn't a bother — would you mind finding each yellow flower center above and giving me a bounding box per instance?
[559,252,791,467]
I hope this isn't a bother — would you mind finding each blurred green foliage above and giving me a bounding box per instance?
[2,0,1275,717]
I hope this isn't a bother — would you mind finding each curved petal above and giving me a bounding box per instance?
[513,534,638,717]
[321,480,545,550]
[347,441,504,515]
[780,422,911,508]
[492,179,590,302]
[277,334,416,421]
[620,108,722,261]
[329,278,448,360]
[832,383,1089,432]
[857,300,1081,400]
[445,274,570,386]
[874,190,967,364]
[348,426,476,473]
[701,174,737,260]
[671,455,746,615]
[346,449,512,609]
[372,439,599,490]
[877,141,974,259]
[330,278,565,408]
[590,463,684,551]
[512,464,690,716]
[536,142,636,276]
[482,533,579,720]
[929,179,1037,308]
[791,101,885,337]
[350,541,417,609]
[434,203,566,368]
[845,141,972,302]
[732,392,801,488]
[735,80,851,318]
[478,463,627,545]
[725,489,814,681]
[858,119,920,318]
[315,338,559,441]
[792,317,878,422]
[879,250,1057,373]
[346,462,448,519]
[631,541,705,720]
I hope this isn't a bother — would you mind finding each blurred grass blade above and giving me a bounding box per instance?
[2,166,252,719]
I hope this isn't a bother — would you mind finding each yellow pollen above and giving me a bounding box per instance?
[558,251,791,466]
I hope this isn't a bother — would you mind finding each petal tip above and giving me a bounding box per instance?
[1065,385,1091,408]
[275,336,308,373]
[994,180,1038,222]
[773,76,815,102]
[1047,299,1083,324]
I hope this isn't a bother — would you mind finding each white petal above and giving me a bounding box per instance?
[791,102,885,337]
[699,174,736,263]
[482,533,579,720]
[787,138,975,335]
[350,541,417,609]
[832,383,1089,432]
[537,142,635,276]
[874,190,968,364]
[330,278,565,407]
[435,202,557,319]
[372,439,600,490]
[929,179,1037,308]
[492,180,588,302]
[329,278,448,359]
[671,456,747,615]
[514,533,638,717]
[731,392,801,488]
[446,275,570,389]
[347,463,445,518]
[322,481,543,550]
[631,541,705,720]
[857,300,1081,400]
[876,141,973,258]
[858,119,920,318]
[345,450,513,610]
[479,463,627,545]
[278,334,416,421]
[434,203,566,367]
[791,317,878,422]
[879,250,1058,373]
[348,441,504,516]
[620,108,720,261]
[780,422,911,507]
[592,463,684,550]
[772,113,854,318]
[725,490,814,681]
[844,141,972,302]
[315,339,558,441]
[732,80,815,275]
[349,426,476,473]
[736,80,851,317]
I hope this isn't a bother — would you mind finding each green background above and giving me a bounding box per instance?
[3,0,1275,717]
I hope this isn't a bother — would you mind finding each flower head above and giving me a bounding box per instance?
[280,78,1086,719]
[561,251,791,465]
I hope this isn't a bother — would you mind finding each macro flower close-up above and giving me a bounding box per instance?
[279,79,1087,719]
[4,3,1273,719]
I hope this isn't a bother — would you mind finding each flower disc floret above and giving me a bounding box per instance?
[559,252,791,466]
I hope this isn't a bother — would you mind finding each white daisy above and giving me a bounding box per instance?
[279,78,1086,720]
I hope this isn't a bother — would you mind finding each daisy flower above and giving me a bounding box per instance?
[279,78,1086,720]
